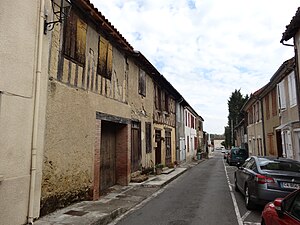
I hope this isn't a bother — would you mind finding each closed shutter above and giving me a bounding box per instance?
[76,18,87,64]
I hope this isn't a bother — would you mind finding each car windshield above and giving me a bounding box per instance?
[232,149,247,156]
[259,159,300,172]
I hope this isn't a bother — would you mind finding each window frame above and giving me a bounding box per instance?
[97,36,113,79]
[63,8,87,66]
[138,69,146,97]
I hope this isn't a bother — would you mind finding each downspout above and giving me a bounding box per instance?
[28,0,45,224]
[293,44,300,123]
[260,98,266,156]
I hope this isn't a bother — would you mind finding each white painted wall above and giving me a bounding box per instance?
[0,0,49,224]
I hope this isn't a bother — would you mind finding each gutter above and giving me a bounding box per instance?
[28,0,45,224]
[280,40,294,47]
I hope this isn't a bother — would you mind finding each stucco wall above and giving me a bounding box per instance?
[247,122,264,156]
[127,60,155,168]
[154,124,176,166]
[42,16,133,214]
[0,0,50,223]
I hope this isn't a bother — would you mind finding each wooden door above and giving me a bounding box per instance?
[155,130,162,165]
[131,122,141,172]
[165,131,171,165]
[100,121,116,191]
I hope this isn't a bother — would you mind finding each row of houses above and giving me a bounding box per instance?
[0,0,205,224]
[234,7,300,162]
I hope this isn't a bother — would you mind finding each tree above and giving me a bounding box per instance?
[225,89,248,147]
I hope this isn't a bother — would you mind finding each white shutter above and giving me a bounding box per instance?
[288,72,297,107]
[278,81,286,109]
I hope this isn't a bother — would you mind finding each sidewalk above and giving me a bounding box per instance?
[34,159,205,225]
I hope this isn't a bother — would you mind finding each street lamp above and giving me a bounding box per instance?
[44,0,72,34]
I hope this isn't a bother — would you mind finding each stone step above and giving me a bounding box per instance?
[161,168,175,174]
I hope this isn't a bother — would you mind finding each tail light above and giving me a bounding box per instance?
[255,174,275,184]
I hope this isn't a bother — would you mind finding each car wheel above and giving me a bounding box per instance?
[234,176,239,192]
[245,184,255,210]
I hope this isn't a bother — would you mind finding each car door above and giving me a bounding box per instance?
[271,191,300,225]
[239,158,256,194]
[236,158,251,192]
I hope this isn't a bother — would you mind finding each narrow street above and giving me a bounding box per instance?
[112,152,262,225]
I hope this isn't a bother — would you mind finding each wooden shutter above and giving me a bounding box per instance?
[265,95,270,120]
[146,122,152,153]
[98,36,112,79]
[76,18,87,64]
[64,10,77,60]
[107,43,112,78]
[139,69,146,96]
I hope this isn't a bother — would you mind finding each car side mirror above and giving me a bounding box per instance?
[274,198,284,218]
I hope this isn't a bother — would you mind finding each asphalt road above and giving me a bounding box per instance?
[114,151,259,225]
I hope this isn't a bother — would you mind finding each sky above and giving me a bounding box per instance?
[90,0,299,134]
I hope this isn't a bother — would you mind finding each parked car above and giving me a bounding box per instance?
[227,147,248,166]
[234,156,300,209]
[261,188,300,225]
[223,149,230,159]
[221,147,226,153]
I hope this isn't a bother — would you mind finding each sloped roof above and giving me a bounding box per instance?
[281,7,300,42]
[74,0,133,52]
[72,0,204,121]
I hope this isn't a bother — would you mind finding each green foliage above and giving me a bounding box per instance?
[225,89,248,147]
[155,164,164,169]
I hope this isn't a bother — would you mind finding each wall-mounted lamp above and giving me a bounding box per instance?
[44,0,72,34]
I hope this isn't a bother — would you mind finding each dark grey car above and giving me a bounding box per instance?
[234,156,300,209]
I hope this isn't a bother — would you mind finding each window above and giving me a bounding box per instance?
[191,115,195,129]
[248,106,253,124]
[265,94,270,120]
[287,192,300,220]
[255,102,259,122]
[97,36,112,79]
[278,80,286,110]
[271,88,277,116]
[185,111,187,126]
[187,136,189,152]
[165,93,169,113]
[145,122,152,153]
[288,71,297,107]
[138,69,146,96]
[155,86,162,111]
[64,9,87,65]
[161,91,166,111]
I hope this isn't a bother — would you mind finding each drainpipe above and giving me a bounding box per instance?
[260,98,267,156]
[293,46,300,123]
[28,0,45,224]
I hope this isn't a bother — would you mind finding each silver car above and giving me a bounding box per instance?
[234,156,300,209]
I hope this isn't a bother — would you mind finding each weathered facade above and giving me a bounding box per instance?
[176,100,186,162]
[184,107,198,162]
[41,0,139,215]
[260,58,296,158]
[127,52,157,171]
[242,89,265,156]
[281,8,300,160]
[1,0,205,222]
[153,76,177,167]
[234,119,247,149]
[260,79,281,157]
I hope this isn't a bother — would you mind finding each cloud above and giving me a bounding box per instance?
[91,0,299,133]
